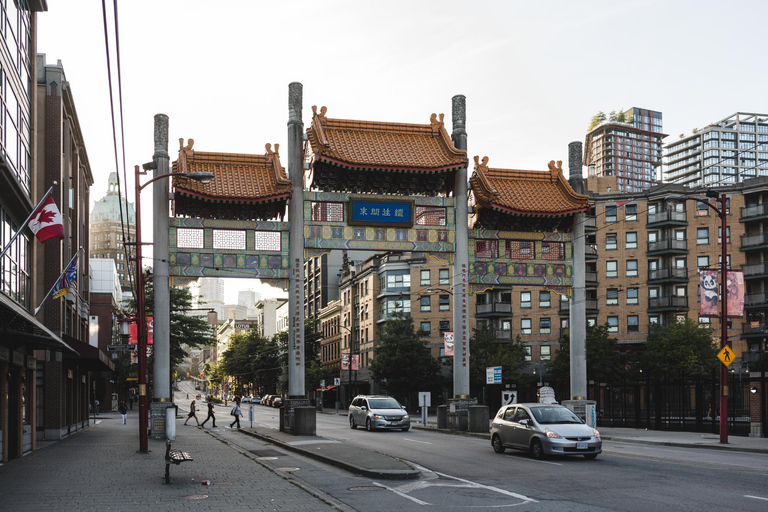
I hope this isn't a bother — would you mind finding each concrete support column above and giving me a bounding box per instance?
[153,113,172,402]
[451,94,470,398]
[568,142,587,400]
[287,83,306,398]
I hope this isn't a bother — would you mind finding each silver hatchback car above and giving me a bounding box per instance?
[348,395,410,432]
[491,403,601,460]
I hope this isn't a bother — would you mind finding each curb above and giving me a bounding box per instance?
[600,435,768,455]
[237,429,420,480]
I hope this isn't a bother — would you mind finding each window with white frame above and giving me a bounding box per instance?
[607,316,619,333]
[626,260,638,277]
[607,288,619,305]
[606,260,618,278]
[521,318,532,335]
[521,291,532,308]
[540,345,551,360]
[627,288,639,305]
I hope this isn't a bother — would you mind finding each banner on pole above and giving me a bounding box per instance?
[699,269,719,317]
[443,331,454,357]
[726,269,745,318]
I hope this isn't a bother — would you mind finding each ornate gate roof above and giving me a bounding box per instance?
[172,139,291,220]
[306,106,468,195]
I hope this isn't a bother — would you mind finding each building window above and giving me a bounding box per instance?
[521,318,532,335]
[607,288,619,305]
[420,295,431,312]
[718,226,731,244]
[439,295,450,312]
[648,230,658,243]
[539,291,551,308]
[649,315,660,325]
[698,316,710,325]
[697,228,709,245]
[439,320,450,332]
[606,261,618,278]
[520,292,532,308]
[606,233,617,250]
[698,256,709,268]
[626,232,637,249]
[439,269,450,285]
[606,205,617,223]
[539,318,551,334]
[696,202,709,217]
[524,346,532,362]
[540,345,551,361]
[625,204,637,222]
[627,315,639,332]
[627,288,639,305]
[420,321,431,334]
[607,316,619,333]
[420,269,430,287]
[627,260,638,277]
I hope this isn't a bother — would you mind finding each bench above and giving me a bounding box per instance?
[164,440,193,484]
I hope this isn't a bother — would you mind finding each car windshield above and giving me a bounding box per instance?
[368,398,402,409]
[531,406,584,425]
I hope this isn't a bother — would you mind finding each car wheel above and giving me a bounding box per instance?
[584,453,598,460]
[349,416,357,429]
[401,427,409,432]
[366,418,373,432]
[492,434,506,454]
[530,439,544,460]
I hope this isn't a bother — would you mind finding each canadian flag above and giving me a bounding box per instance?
[28,195,64,242]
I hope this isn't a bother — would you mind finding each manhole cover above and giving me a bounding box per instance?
[275,467,300,472]
[249,449,283,457]
[178,494,209,500]
[349,486,384,492]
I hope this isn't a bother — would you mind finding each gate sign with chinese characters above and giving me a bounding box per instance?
[348,198,414,227]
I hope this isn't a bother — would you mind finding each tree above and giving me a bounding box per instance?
[129,272,214,371]
[588,111,607,131]
[549,324,623,388]
[220,329,283,396]
[642,318,719,384]
[369,313,442,408]
[469,325,528,388]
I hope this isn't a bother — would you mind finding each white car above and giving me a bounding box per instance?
[348,395,410,432]
[491,403,601,460]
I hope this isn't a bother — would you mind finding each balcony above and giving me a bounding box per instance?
[647,267,689,284]
[745,292,768,308]
[741,233,768,251]
[584,215,597,232]
[743,321,768,337]
[476,302,512,317]
[743,262,768,280]
[585,271,598,286]
[495,329,512,340]
[647,296,688,312]
[559,299,598,316]
[740,203,768,223]
[585,244,598,259]
[646,210,688,228]
[646,238,688,255]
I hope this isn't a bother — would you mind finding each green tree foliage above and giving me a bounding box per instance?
[550,324,623,387]
[588,111,607,131]
[129,272,214,371]
[469,325,528,387]
[220,329,282,395]
[369,313,442,406]
[641,318,719,383]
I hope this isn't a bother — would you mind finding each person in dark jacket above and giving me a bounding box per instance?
[118,401,128,425]
[229,400,242,429]
[184,400,199,426]
[200,400,216,428]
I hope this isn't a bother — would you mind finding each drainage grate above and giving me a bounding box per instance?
[349,486,385,492]
[178,494,209,500]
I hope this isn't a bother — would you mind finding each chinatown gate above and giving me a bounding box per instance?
[162,83,589,433]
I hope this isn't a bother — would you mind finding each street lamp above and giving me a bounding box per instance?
[131,165,213,453]
[667,190,730,444]
[532,361,545,386]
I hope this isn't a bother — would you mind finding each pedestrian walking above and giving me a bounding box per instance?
[200,400,216,428]
[184,399,199,426]
[118,401,128,425]
[229,399,242,429]
[128,397,133,410]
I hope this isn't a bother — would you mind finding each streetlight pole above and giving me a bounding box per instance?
[670,191,729,444]
[131,165,213,453]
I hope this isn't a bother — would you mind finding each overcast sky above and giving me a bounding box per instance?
[37,0,768,302]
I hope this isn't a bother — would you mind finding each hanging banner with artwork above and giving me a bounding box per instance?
[443,331,454,357]
[341,354,349,371]
[726,269,745,318]
[351,354,360,371]
[699,269,719,317]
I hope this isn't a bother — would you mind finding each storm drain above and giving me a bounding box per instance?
[178,494,209,500]
[349,486,385,492]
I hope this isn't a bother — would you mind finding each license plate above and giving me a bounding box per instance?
[576,442,588,450]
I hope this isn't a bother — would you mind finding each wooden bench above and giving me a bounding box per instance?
[164,440,193,484]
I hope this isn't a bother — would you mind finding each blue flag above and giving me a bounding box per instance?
[53,256,78,299]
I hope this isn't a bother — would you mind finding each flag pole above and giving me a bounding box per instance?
[34,247,80,316]
[0,185,55,262]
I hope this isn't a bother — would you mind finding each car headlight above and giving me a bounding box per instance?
[373,414,383,419]
[593,429,601,439]
[545,430,562,439]
[403,415,409,419]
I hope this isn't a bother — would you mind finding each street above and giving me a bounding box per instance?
[176,384,768,511]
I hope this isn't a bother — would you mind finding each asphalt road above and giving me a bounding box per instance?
[175,386,768,511]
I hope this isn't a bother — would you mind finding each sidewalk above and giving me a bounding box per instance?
[0,410,344,512]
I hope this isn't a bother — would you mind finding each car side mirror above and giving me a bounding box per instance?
[520,419,530,427]
[360,406,367,411]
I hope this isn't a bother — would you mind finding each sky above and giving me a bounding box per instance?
[36,0,768,302]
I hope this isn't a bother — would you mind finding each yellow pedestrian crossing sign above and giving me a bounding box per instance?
[717,346,736,367]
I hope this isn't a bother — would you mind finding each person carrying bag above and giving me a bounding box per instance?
[229,399,242,429]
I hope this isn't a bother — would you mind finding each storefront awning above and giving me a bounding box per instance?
[62,335,115,372]
[0,292,76,353]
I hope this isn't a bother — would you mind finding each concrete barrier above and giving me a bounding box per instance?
[468,405,490,433]
[293,406,316,436]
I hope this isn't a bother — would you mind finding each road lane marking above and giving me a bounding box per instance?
[603,452,768,476]
[745,495,768,501]
[372,481,431,505]
[403,438,432,445]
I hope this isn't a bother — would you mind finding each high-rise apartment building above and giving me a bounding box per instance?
[584,107,665,193]
[90,172,135,293]
[664,112,768,188]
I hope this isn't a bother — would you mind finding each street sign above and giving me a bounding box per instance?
[334,377,340,386]
[486,366,502,384]
[108,344,137,352]
[320,379,325,391]
[717,346,736,367]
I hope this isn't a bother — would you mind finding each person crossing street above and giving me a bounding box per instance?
[229,399,242,429]
[200,400,216,428]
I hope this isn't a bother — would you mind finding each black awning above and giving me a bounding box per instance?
[0,293,76,353]
[62,334,115,372]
